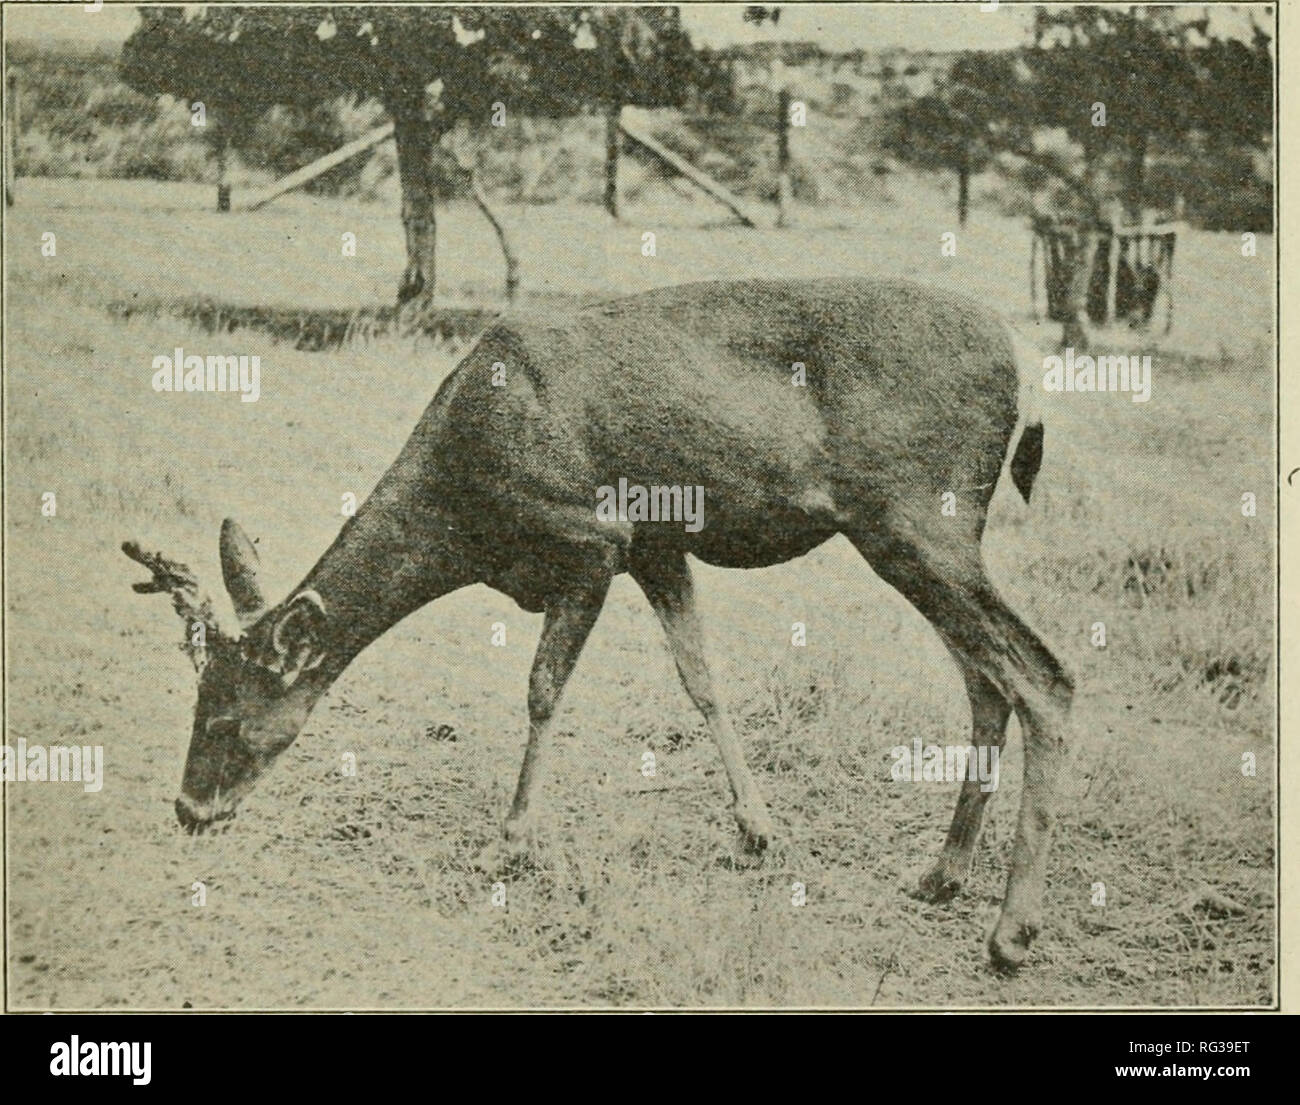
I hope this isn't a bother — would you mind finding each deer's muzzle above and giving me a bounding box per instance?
[175,793,237,834]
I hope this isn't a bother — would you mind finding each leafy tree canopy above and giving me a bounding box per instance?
[120,5,717,122]
[880,6,1272,218]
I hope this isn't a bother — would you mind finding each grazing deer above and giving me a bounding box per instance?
[124,278,1072,969]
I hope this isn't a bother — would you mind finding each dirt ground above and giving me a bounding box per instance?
[3,178,1275,1008]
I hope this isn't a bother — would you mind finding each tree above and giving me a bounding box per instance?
[120,5,716,308]
[877,71,1001,227]
[880,6,1272,345]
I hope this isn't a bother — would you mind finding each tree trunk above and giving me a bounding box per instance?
[1124,130,1148,222]
[1059,147,1103,351]
[957,149,970,228]
[387,95,439,311]
[469,169,520,304]
[215,132,230,212]
[1061,225,1095,352]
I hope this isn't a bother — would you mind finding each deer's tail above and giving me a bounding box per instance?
[1005,325,1046,505]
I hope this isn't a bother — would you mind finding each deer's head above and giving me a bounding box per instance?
[124,519,331,833]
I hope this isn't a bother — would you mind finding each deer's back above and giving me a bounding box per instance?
[423,279,1020,558]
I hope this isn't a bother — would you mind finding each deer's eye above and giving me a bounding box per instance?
[205,717,241,739]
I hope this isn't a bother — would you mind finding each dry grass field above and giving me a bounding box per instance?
[3,177,1274,1008]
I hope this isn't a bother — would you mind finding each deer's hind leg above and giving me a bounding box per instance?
[916,649,1012,902]
[848,523,1073,970]
[630,549,775,854]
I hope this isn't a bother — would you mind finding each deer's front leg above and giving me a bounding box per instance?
[631,550,775,854]
[503,568,612,848]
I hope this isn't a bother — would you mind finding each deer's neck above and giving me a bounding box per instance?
[295,462,474,674]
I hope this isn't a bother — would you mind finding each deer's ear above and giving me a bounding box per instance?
[265,591,327,686]
[220,518,267,630]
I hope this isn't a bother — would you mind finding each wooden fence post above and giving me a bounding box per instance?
[239,122,395,212]
[776,87,792,227]
[604,102,620,219]
[5,71,19,208]
[618,113,761,227]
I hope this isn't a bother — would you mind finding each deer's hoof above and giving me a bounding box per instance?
[503,815,538,853]
[916,865,965,903]
[470,839,507,875]
[988,914,1041,972]
[472,820,543,875]
[733,805,776,857]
